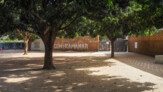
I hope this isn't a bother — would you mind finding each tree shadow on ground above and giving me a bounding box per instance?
[0,56,156,92]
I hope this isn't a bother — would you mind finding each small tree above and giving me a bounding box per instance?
[6,30,38,55]
[17,30,31,55]
[16,30,38,54]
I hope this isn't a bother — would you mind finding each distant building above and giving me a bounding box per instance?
[31,36,128,52]
[128,29,163,56]
[31,39,45,51]
[31,36,99,51]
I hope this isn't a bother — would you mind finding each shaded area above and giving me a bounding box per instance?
[0,55,156,92]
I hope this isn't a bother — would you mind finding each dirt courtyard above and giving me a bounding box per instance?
[0,50,163,92]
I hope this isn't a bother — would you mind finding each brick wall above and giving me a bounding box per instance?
[54,36,99,51]
[128,30,163,56]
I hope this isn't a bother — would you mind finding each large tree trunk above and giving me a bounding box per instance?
[41,29,57,70]
[28,39,32,51]
[110,38,116,58]
[43,39,55,69]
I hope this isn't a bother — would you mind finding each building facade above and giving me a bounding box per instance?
[31,36,128,52]
[31,36,99,51]
[128,29,163,56]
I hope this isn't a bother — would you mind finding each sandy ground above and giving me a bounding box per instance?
[0,50,163,92]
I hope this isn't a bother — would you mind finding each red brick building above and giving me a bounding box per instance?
[54,36,99,51]
[128,29,163,56]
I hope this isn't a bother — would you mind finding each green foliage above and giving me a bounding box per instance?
[0,0,162,40]
[0,36,21,43]
[130,0,163,35]
[7,30,39,41]
[0,0,14,36]
[61,16,100,38]
[30,34,39,41]
[70,0,162,40]
[1,0,93,38]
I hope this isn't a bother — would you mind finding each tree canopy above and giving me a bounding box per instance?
[0,0,94,69]
[0,0,14,36]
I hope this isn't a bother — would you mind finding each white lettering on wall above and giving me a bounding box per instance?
[54,43,88,49]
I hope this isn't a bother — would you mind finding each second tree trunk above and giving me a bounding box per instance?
[110,38,116,58]
[28,39,32,51]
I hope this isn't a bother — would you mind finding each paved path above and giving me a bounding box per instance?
[92,51,163,78]
[114,53,163,78]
